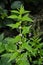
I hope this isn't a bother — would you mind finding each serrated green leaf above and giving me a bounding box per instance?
[7,22,21,29]
[8,15,18,19]
[24,11,30,14]
[22,26,31,35]
[14,35,21,43]
[5,43,17,52]
[2,53,12,58]
[22,42,33,53]
[4,37,15,44]
[8,52,19,62]
[22,14,33,22]
[4,35,21,44]
[17,53,30,65]
[11,10,19,14]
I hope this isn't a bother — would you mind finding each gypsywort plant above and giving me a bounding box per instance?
[6,5,33,64]
[0,6,43,65]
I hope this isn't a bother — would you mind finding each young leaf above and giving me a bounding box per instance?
[19,5,24,15]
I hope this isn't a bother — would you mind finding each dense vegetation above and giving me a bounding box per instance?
[0,0,43,65]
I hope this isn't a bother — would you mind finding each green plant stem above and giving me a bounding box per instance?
[20,21,22,44]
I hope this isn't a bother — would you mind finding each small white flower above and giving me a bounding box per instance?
[19,34,22,36]
[19,26,22,29]
[18,41,22,44]
[29,33,32,37]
